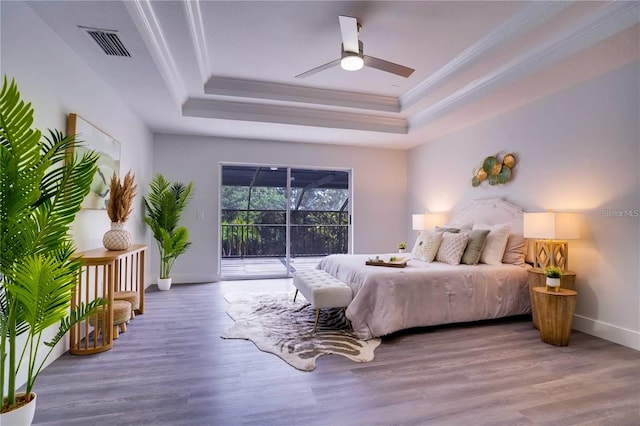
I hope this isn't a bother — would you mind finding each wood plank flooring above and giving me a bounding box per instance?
[31,279,640,425]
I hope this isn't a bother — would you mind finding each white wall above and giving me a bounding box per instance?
[152,135,407,283]
[2,1,154,388]
[407,62,640,350]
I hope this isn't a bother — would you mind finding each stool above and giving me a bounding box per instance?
[114,291,139,319]
[293,269,352,332]
[89,300,132,340]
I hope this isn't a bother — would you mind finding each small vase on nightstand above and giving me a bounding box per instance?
[546,277,561,292]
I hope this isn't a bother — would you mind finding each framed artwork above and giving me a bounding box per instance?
[67,113,121,209]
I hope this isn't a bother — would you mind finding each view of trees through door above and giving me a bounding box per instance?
[220,165,350,278]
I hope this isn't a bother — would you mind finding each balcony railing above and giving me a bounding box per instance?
[221,209,348,258]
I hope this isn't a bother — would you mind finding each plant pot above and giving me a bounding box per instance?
[398,249,406,254]
[103,222,132,251]
[1,392,37,426]
[546,277,561,291]
[157,277,172,291]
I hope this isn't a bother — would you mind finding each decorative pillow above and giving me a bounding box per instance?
[460,229,490,265]
[412,230,443,263]
[436,232,469,265]
[502,233,527,265]
[435,226,460,233]
[444,221,472,231]
[473,223,511,265]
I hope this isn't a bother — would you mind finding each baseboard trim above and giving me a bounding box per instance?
[573,314,640,351]
[146,273,219,287]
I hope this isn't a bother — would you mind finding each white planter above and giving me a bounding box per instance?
[398,249,406,254]
[157,277,172,291]
[546,277,561,289]
[1,393,36,426]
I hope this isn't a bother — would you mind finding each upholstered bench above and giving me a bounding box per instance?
[293,269,353,332]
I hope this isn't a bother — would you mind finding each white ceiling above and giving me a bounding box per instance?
[26,1,640,149]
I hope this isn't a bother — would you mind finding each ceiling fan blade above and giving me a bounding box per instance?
[295,58,341,79]
[338,16,359,53]
[364,55,415,78]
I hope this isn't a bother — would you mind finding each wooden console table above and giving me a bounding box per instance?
[70,244,146,355]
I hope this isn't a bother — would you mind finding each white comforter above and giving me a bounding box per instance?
[317,254,531,339]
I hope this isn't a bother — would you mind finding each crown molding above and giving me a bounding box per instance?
[182,0,210,83]
[124,0,185,106]
[409,1,640,130]
[204,76,400,112]
[183,98,407,133]
[400,1,571,110]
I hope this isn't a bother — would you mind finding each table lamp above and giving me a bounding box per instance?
[412,214,425,233]
[523,211,579,270]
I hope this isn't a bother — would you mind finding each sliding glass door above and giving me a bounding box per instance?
[220,165,350,279]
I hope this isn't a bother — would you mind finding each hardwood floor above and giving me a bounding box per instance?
[32,279,639,425]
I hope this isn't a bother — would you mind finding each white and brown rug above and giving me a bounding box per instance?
[221,292,381,371]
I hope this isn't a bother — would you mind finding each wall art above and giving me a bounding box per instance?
[472,152,516,187]
[67,113,121,209]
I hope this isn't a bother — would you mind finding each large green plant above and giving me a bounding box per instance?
[143,174,194,279]
[0,77,104,412]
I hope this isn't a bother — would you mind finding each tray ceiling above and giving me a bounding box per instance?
[24,0,640,149]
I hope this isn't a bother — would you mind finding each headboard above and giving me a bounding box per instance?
[448,198,524,234]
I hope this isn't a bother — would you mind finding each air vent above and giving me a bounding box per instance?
[79,26,131,57]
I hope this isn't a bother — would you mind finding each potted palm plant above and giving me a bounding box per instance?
[143,174,194,290]
[0,77,105,424]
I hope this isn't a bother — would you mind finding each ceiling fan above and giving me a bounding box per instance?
[295,15,415,79]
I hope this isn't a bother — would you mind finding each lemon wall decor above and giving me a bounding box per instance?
[472,153,516,187]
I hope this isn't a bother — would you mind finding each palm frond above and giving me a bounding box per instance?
[45,298,104,348]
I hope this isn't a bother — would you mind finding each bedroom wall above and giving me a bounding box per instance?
[152,134,407,283]
[407,62,640,350]
[2,1,154,388]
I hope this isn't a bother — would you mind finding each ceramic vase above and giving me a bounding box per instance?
[103,222,132,251]
[0,393,37,426]
[157,277,172,291]
[546,277,561,292]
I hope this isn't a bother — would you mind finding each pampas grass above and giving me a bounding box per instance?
[107,171,137,223]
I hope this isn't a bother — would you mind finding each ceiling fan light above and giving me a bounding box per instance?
[341,53,364,71]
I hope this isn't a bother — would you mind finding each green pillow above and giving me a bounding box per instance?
[460,229,490,265]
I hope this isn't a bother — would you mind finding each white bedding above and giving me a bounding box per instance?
[317,254,531,339]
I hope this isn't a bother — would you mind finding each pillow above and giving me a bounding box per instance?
[460,229,490,265]
[436,232,469,265]
[412,230,443,263]
[473,223,511,265]
[502,233,527,265]
[444,221,472,231]
[435,226,460,233]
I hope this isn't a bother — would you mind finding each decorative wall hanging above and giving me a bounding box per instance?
[67,113,121,209]
[472,152,516,187]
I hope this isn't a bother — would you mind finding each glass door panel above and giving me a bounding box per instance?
[220,165,350,279]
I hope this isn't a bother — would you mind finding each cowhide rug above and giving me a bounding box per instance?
[221,292,381,371]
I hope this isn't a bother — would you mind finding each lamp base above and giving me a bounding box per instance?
[534,240,569,270]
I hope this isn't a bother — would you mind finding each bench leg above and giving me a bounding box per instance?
[313,308,320,333]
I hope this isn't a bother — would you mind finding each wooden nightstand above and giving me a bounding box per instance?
[527,268,576,329]
[532,287,578,346]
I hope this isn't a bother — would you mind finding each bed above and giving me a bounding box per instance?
[317,198,532,339]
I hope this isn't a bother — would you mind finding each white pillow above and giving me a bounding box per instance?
[412,230,443,263]
[472,223,511,265]
[436,232,469,265]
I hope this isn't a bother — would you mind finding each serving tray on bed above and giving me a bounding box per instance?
[366,257,408,268]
